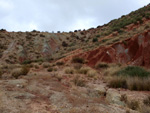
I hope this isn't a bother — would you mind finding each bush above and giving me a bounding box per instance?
[12,65,30,79]
[56,61,64,66]
[72,57,85,64]
[87,70,97,78]
[116,66,150,78]
[21,65,30,75]
[77,67,90,74]
[96,63,109,69]
[92,37,98,42]
[47,67,53,72]
[108,76,127,89]
[127,100,139,110]
[62,41,68,47]
[72,75,86,87]
[42,62,50,68]
[65,68,74,74]
[143,96,150,106]
[73,63,82,70]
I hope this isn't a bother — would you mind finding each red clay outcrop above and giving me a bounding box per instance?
[77,30,150,67]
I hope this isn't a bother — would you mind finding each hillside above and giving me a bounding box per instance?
[0,4,150,113]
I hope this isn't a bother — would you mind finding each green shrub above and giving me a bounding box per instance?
[92,37,98,42]
[116,66,150,78]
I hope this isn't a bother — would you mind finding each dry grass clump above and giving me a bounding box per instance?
[96,62,109,69]
[77,67,90,74]
[55,74,62,81]
[108,76,127,89]
[143,96,150,106]
[87,70,97,78]
[72,75,86,87]
[65,67,74,74]
[47,67,53,72]
[56,61,64,66]
[103,64,121,76]
[127,100,139,110]
[108,66,150,91]
[72,57,85,64]
[42,62,50,68]
[73,63,82,70]
[12,65,30,79]
[109,76,150,91]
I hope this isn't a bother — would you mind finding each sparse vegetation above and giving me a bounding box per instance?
[96,63,109,69]
[92,37,98,42]
[42,62,50,68]
[143,96,150,106]
[56,61,64,66]
[108,66,150,91]
[87,70,97,78]
[47,67,53,72]
[127,100,139,110]
[65,67,74,74]
[116,66,150,78]
[72,57,85,64]
[12,65,30,79]
[72,75,86,87]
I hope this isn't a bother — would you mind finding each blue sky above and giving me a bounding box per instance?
[0,0,149,32]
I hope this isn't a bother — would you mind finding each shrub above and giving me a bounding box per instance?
[12,65,30,79]
[47,67,53,72]
[87,70,97,78]
[116,66,150,78]
[42,62,50,68]
[72,75,86,87]
[22,60,32,64]
[12,68,22,79]
[92,37,98,42]
[65,68,74,74]
[77,67,90,74]
[127,77,150,91]
[62,41,68,47]
[21,65,30,75]
[72,57,85,64]
[73,63,82,70]
[56,61,64,66]
[127,100,139,110]
[96,63,109,69]
[108,76,127,89]
[143,96,150,106]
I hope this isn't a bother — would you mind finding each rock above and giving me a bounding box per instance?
[106,89,125,106]
[94,85,106,96]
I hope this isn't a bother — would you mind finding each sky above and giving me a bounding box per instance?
[0,0,150,32]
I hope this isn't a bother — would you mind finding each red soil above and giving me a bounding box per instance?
[75,30,150,67]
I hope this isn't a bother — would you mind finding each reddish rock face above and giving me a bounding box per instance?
[78,30,150,67]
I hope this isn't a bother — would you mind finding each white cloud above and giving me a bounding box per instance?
[0,0,149,32]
